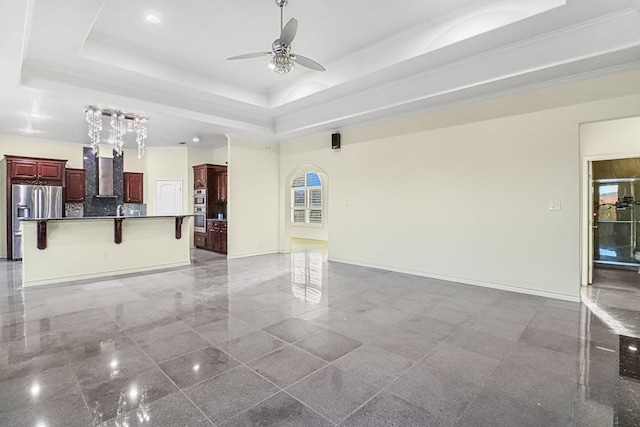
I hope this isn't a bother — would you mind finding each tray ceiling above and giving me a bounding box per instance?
[0,0,639,149]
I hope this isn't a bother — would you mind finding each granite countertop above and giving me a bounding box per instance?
[22,214,193,221]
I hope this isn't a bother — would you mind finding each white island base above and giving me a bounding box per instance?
[21,216,191,287]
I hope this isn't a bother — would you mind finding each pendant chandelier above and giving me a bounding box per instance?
[85,106,149,158]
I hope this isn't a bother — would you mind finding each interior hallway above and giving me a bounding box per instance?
[0,243,639,426]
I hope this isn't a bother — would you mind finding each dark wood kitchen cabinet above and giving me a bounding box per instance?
[194,231,207,249]
[124,172,144,203]
[215,169,227,203]
[4,155,68,261]
[207,219,227,254]
[219,223,227,254]
[193,164,227,254]
[206,220,216,251]
[65,168,85,202]
[194,165,215,189]
[6,156,66,184]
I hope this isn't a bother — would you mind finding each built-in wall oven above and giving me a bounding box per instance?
[194,189,206,205]
[194,205,206,233]
[194,189,207,233]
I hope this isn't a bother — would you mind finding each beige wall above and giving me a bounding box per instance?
[212,146,228,165]
[143,148,189,216]
[227,137,279,258]
[279,89,640,300]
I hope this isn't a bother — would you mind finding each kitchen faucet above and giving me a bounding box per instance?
[116,204,124,217]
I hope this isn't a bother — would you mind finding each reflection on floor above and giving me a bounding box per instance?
[582,267,640,338]
[1,243,639,426]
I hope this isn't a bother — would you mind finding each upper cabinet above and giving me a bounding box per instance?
[215,169,227,203]
[65,168,86,202]
[6,156,66,184]
[124,172,144,203]
[194,166,209,189]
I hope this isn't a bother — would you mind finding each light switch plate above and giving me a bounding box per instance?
[549,201,561,211]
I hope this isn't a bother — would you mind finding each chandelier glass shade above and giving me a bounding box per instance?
[85,106,149,158]
[268,54,295,75]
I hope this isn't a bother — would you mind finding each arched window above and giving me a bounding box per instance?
[291,172,322,224]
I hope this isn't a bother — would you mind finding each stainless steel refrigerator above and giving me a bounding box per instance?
[11,184,63,260]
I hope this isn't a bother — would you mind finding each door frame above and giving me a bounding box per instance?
[581,154,640,286]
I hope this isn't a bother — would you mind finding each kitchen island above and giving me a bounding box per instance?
[21,215,191,287]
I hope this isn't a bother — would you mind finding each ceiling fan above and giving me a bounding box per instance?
[227,0,325,75]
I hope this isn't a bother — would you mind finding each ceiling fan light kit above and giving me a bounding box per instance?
[227,0,325,75]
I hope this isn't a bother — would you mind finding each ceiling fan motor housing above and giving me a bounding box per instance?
[275,0,288,7]
[272,39,291,55]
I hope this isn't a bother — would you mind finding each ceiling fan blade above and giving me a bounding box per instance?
[227,52,272,60]
[280,18,298,45]
[291,54,326,72]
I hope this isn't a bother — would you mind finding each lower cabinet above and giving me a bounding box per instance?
[205,220,227,254]
[206,220,216,251]
[194,232,207,248]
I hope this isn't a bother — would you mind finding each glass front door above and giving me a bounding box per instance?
[594,179,640,265]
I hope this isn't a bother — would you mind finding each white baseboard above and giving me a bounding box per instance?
[226,250,280,260]
[328,257,581,303]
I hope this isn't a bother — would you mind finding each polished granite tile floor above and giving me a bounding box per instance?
[1,245,640,426]
[582,266,640,338]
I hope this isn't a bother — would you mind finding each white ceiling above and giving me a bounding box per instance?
[0,0,639,150]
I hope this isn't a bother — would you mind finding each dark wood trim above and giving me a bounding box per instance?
[175,216,184,239]
[114,218,123,244]
[37,220,47,250]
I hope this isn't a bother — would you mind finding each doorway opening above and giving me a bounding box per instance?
[590,158,640,291]
[283,165,328,256]
[592,158,640,268]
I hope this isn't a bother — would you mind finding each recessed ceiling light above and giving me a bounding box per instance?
[192,136,200,143]
[145,13,161,24]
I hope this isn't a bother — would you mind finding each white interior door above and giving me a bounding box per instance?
[155,180,182,215]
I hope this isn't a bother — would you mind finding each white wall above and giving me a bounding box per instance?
[279,89,640,300]
[581,117,640,157]
[227,137,279,258]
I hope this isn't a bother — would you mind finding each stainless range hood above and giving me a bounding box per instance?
[97,156,115,197]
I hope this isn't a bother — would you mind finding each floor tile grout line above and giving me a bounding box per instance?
[125,324,218,426]
[331,334,447,425]
[1,250,624,426]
